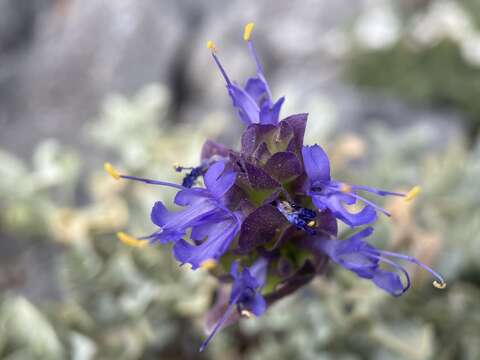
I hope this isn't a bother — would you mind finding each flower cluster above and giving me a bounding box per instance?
[105,23,445,351]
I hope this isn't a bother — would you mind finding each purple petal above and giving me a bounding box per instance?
[245,77,271,108]
[250,293,267,316]
[228,84,260,125]
[150,201,174,227]
[372,270,407,297]
[173,218,239,269]
[249,257,268,287]
[259,97,285,125]
[302,145,331,183]
[190,213,230,243]
[203,162,236,199]
[174,188,211,206]
[315,194,377,227]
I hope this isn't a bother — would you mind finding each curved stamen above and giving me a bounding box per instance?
[350,184,405,197]
[365,252,411,294]
[345,191,391,217]
[119,174,185,190]
[405,185,422,202]
[117,232,149,248]
[243,22,273,101]
[207,40,232,86]
[376,249,446,289]
[200,294,240,352]
[104,162,185,190]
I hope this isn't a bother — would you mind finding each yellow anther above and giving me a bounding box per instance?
[241,309,253,318]
[200,259,217,270]
[243,22,255,41]
[433,280,447,289]
[307,220,316,227]
[340,183,352,193]
[104,162,121,180]
[207,40,216,52]
[116,232,148,248]
[405,185,422,202]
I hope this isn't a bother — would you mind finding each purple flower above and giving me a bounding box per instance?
[200,258,267,352]
[302,144,405,227]
[105,22,447,352]
[112,161,242,269]
[208,23,284,126]
[315,227,446,296]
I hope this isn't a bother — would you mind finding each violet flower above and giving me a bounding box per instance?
[107,161,242,269]
[200,258,267,352]
[207,23,284,125]
[302,144,405,227]
[104,22,447,351]
[314,227,446,296]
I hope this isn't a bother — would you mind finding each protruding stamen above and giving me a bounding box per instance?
[433,280,447,289]
[376,249,446,289]
[348,192,391,217]
[207,40,216,52]
[117,232,148,248]
[207,42,232,86]
[243,22,255,41]
[244,24,273,100]
[241,309,253,318]
[104,162,120,180]
[307,220,316,227]
[201,259,218,270]
[405,186,422,202]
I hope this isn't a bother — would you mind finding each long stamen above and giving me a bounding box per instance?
[376,249,446,289]
[118,175,185,190]
[365,252,411,293]
[346,191,391,217]
[243,22,273,100]
[117,232,149,248]
[201,259,218,270]
[104,162,121,180]
[103,163,185,190]
[351,184,405,197]
[207,40,232,85]
[405,185,422,202]
[200,296,239,352]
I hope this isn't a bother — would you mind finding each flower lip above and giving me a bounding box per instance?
[317,227,446,296]
[302,144,406,227]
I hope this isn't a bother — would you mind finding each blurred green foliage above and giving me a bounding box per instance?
[349,40,480,134]
[348,0,480,136]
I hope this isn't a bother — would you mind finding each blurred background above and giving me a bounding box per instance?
[1,0,479,359]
